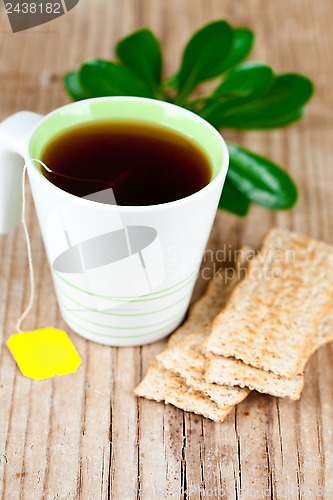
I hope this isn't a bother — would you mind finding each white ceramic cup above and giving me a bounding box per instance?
[0,97,229,346]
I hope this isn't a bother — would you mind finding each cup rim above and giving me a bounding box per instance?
[27,96,229,212]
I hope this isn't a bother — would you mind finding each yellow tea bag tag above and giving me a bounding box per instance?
[7,328,81,381]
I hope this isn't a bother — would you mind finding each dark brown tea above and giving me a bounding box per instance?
[40,121,212,205]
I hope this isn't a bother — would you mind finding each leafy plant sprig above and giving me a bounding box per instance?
[63,21,314,216]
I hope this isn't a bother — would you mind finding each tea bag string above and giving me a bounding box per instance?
[16,163,35,333]
[16,159,51,333]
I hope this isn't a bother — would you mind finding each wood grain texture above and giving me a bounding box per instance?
[0,0,333,498]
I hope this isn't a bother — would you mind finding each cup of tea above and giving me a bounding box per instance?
[0,97,229,346]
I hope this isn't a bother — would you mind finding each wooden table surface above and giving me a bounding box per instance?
[1,0,333,498]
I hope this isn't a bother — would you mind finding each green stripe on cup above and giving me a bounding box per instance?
[53,269,196,300]
[58,286,190,316]
[63,311,184,339]
[64,308,183,330]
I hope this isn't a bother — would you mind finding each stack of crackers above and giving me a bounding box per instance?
[135,228,333,423]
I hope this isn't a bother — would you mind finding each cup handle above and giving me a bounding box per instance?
[0,111,43,234]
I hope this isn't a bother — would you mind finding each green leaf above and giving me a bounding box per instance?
[217,27,254,74]
[116,29,162,92]
[63,71,89,101]
[213,62,274,98]
[190,62,274,117]
[164,27,254,92]
[242,107,305,128]
[227,142,298,209]
[204,73,314,129]
[219,176,251,216]
[176,20,234,100]
[198,62,275,119]
[79,59,155,98]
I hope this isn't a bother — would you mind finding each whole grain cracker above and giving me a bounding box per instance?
[134,360,248,423]
[157,327,250,407]
[205,307,333,400]
[205,228,333,378]
[205,354,304,399]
